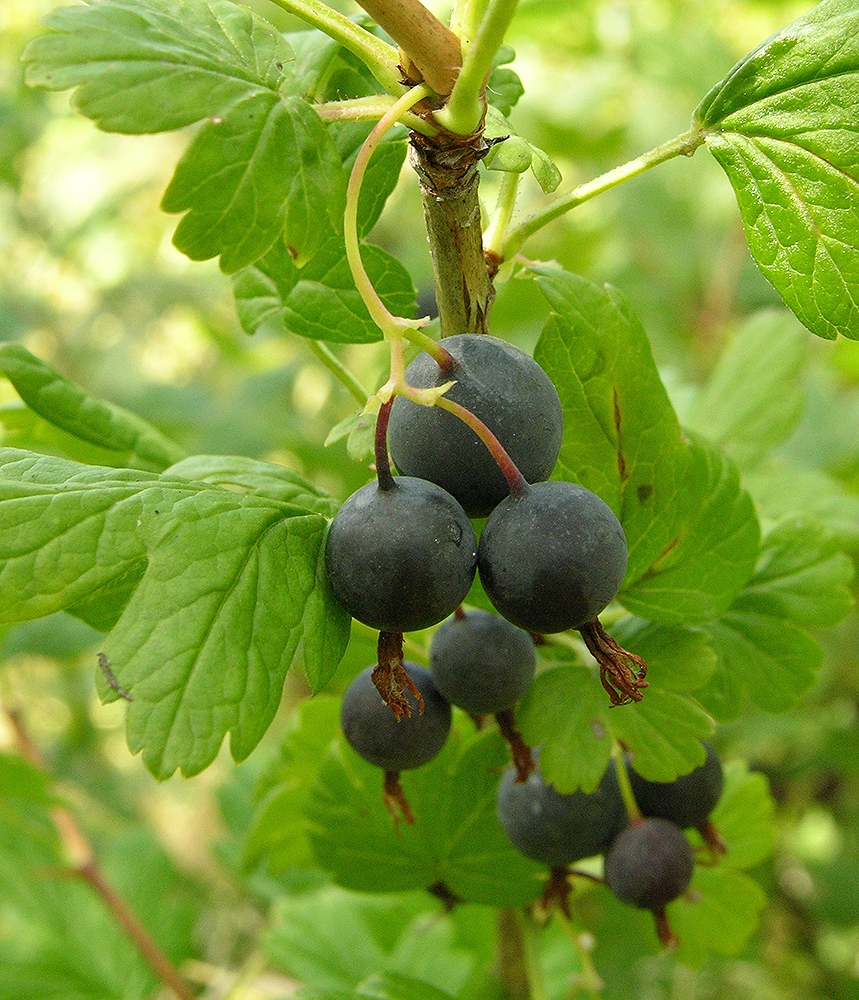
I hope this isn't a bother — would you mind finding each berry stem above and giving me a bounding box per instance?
[374,397,396,491]
[578,619,648,706]
[403,328,457,373]
[611,740,642,825]
[344,83,434,343]
[433,395,528,494]
[383,770,416,825]
[495,707,536,782]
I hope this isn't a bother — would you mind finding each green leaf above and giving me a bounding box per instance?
[685,309,808,467]
[165,455,350,690]
[0,449,340,778]
[739,515,854,627]
[305,727,546,906]
[266,887,474,998]
[611,618,717,692]
[701,611,822,721]
[0,824,196,1000]
[166,454,340,516]
[21,0,294,133]
[484,108,561,192]
[486,67,525,117]
[334,125,408,237]
[517,665,615,794]
[608,689,714,783]
[619,438,761,624]
[698,514,854,719]
[533,268,760,624]
[233,236,416,344]
[694,0,859,340]
[518,661,714,791]
[162,95,345,272]
[671,866,767,967]
[243,696,341,873]
[0,345,183,472]
[744,460,859,551]
[487,44,524,115]
[708,760,777,870]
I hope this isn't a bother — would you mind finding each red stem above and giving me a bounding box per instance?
[434,396,528,495]
[375,397,397,490]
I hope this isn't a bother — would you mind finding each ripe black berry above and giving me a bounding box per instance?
[325,477,477,633]
[478,481,628,634]
[627,742,724,831]
[496,759,626,868]
[603,818,695,912]
[340,664,452,772]
[387,334,564,517]
[429,609,536,715]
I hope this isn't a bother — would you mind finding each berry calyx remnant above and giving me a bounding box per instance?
[341,663,452,824]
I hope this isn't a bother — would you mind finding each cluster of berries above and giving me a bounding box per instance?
[325,334,631,647]
[497,742,725,945]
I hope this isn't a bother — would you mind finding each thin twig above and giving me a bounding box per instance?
[6,709,196,1000]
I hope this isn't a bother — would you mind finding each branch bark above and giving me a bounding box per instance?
[354,0,462,95]
[409,128,495,337]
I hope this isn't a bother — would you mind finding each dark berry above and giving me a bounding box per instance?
[496,759,626,868]
[325,477,477,633]
[429,609,536,714]
[478,481,627,634]
[604,818,695,911]
[628,742,724,830]
[340,664,452,772]
[388,334,564,517]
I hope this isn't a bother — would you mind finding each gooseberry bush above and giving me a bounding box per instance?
[0,0,858,997]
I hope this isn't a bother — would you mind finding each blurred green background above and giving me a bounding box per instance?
[1,1,858,997]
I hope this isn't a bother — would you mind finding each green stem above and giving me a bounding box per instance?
[304,340,369,405]
[554,913,603,1000]
[504,129,705,259]
[403,328,455,372]
[483,169,521,259]
[435,0,520,135]
[612,740,641,824]
[344,84,433,343]
[314,97,437,136]
[451,0,492,48]
[267,0,405,95]
[520,910,549,1000]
